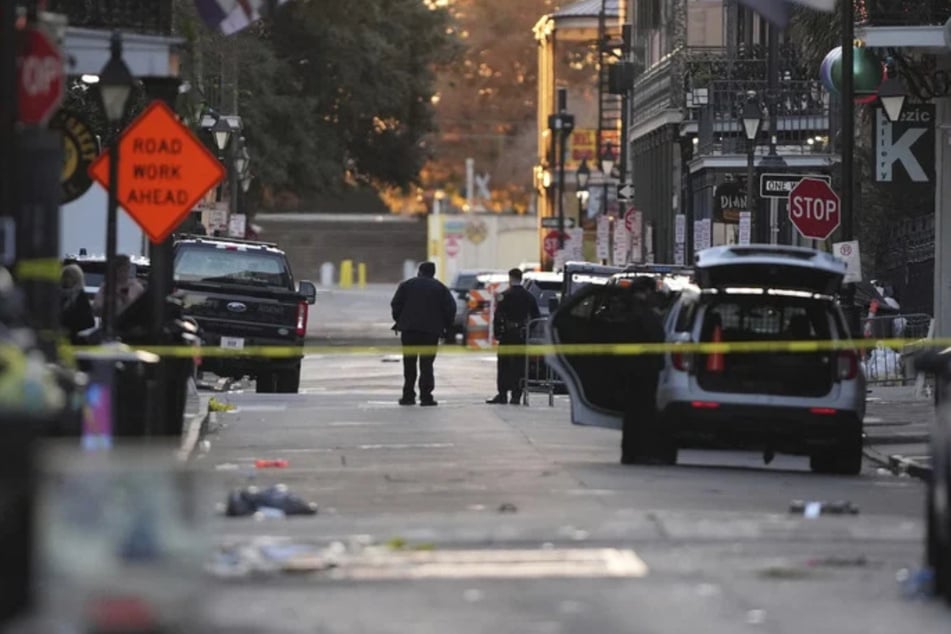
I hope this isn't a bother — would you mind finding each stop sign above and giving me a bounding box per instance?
[17,27,65,126]
[543,230,564,258]
[787,177,840,240]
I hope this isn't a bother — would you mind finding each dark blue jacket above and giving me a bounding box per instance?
[391,275,456,336]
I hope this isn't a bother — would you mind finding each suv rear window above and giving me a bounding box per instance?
[701,296,838,341]
[174,246,291,288]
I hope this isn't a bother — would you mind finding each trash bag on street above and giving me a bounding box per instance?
[862,345,902,381]
[224,484,318,517]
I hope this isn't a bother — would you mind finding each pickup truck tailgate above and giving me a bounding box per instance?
[180,287,303,342]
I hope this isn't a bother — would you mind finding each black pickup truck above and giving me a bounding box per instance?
[172,235,317,393]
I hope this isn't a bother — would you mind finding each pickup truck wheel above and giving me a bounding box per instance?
[276,365,301,394]
[255,371,276,394]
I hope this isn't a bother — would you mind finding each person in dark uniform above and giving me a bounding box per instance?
[487,268,541,404]
[619,276,669,465]
[391,261,456,406]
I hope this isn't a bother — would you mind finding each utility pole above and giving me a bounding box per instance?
[840,0,858,334]
[618,24,633,186]
[761,23,787,245]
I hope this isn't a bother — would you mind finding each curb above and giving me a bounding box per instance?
[863,446,933,481]
[177,390,212,463]
[863,433,930,445]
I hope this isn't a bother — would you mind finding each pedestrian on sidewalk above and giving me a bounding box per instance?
[487,268,540,405]
[92,254,145,318]
[60,263,95,343]
[391,261,456,406]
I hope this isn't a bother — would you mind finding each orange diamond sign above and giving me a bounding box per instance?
[88,101,226,244]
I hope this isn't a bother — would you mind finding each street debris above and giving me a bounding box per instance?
[207,537,336,579]
[806,555,869,568]
[254,458,289,468]
[498,502,518,513]
[381,355,402,363]
[897,567,935,599]
[746,609,766,625]
[208,397,237,412]
[198,439,211,453]
[384,537,436,551]
[224,484,318,518]
[788,500,860,517]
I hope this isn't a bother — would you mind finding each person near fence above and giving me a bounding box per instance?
[390,261,456,407]
[619,277,668,465]
[92,254,145,318]
[60,264,95,343]
[487,268,540,405]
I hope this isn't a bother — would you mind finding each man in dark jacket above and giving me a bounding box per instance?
[391,261,456,406]
[619,276,670,465]
[487,268,540,404]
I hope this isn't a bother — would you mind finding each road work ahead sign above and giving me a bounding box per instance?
[89,101,225,243]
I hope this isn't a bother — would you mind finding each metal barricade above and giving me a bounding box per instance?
[861,313,934,385]
[521,317,562,406]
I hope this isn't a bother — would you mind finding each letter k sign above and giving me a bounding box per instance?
[876,109,928,182]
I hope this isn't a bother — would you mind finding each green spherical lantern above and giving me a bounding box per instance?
[819,43,883,103]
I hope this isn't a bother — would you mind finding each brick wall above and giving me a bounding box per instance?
[254,214,427,284]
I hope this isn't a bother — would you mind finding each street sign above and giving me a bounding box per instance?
[16,27,65,126]
[738,211,752,245]
[543,229,564,258]
[596,215,610,260]
[617,183,634,200]
[832,240,862,283]
[787,177,840,240]
[88,101,227,244]
[540,217,576,229]
[623,206,640,232]
[759,173,831,199]
[50,108,99,204]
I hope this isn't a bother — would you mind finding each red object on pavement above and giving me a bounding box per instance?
[255,459,289,469]
[787,177,841,240]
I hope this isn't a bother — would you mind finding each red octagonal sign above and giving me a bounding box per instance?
[16,27,65,126]
[787,177,840,240]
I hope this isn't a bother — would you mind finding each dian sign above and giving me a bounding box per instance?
[16,27,65,126]
[787,177,840,240]
[89,101,226,243]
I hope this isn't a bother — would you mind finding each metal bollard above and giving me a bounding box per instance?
[340,260,354,289]
[403,259,416,280]
[357,263,367,288]
[320,262,335,287]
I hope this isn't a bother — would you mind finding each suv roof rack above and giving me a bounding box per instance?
[174,233,279,249]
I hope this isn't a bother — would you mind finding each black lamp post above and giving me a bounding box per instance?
[740,93,762,242]
[600,143,615,219]
[210,117,232,210]
[98,31,135,341]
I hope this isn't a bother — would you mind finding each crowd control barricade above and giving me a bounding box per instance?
[521,317,561,407]
[861,313,934,386]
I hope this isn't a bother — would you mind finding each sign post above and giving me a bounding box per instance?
[787,177,841,241]
[88,101,227,244]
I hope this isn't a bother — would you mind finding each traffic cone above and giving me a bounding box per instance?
[706,324,724,373]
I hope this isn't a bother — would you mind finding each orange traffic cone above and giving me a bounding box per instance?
[706,324,724,373]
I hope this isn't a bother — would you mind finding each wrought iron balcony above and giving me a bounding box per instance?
[857,0,951,27]
[689,80,835,158]
[46,0,174,35]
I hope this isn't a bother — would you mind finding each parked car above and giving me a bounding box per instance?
[545,245,866,474]
[172,235,317,394]
[448,269,500,340]
[522,271,563,318]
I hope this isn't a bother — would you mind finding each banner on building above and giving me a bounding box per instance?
[874,103,935,185]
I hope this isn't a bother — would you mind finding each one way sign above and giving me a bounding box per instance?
[874,103,934,184]
[617,183,634,200]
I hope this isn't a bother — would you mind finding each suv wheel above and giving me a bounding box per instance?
[255,371,276,394]
[809,426,862,475]
[276,364,301,394]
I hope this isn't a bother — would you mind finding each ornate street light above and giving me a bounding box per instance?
[877,74,907,124]
[576,157,590,191]
[211,117,233,153]
[97,31,135,341]
[739,92,762,239]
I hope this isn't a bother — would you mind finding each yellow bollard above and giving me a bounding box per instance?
[340,259,353,289]
[357,263,367,289]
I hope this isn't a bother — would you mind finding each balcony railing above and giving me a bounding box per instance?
[686,45,814,88]
[691,80,835,158]
[857,0,951,27]
[46,0,174,35]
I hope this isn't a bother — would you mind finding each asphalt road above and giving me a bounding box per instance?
[191,285,947,632]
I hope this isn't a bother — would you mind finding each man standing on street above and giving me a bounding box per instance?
[391,261,456,406]
[487,268,540,405]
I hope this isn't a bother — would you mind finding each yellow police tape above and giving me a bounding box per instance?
[62,337,951,359]
[16,257,63,282]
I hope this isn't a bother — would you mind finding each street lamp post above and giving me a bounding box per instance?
[210,117,233,235]
[98,31,135,341]
[601,143,615,217]
[740,93,762,243]
[576,157,590,226]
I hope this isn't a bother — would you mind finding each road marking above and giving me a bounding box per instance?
[864,417,883,424]
[357,443,455,450]
[235,404,288,412]
[332,548,648,580]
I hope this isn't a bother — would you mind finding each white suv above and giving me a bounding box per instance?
[546,245,866,475]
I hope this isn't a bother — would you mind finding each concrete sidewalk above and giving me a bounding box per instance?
[863,385,933,479]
